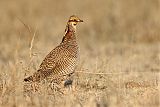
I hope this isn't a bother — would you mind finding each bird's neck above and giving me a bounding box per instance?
[61,24,77,44]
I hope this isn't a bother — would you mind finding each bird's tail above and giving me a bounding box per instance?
[24,70,53,82]
[24,70,43,82]
[24,76,33,82]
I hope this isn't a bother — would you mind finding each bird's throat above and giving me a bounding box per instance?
[61,24,77,43]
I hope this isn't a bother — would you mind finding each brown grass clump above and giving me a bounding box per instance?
[0,0,159,107]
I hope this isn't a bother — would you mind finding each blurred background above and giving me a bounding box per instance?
[0,0,159,107]
[0,0,160,62]
[0,0,160,42]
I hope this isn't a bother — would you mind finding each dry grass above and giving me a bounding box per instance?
[0,0,159,107]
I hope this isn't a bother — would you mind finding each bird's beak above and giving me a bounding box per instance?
[78,19,83,22]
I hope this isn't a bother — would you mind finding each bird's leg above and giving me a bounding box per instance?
[64,79,73,88]
[63,79,78,94]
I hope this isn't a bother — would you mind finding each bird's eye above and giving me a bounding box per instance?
[73,23,76,26]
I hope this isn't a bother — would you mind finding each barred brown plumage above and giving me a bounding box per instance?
[24,15,83,88]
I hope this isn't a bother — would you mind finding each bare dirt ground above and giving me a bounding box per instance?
[0,0,159,107]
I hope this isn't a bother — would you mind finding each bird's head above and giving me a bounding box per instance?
[68,15,83,27]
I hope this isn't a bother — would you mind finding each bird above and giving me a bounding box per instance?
[24,15,83,90]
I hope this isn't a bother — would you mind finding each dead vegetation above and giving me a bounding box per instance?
[0,0,159,107]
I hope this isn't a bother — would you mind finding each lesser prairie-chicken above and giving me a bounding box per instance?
[24,15,83,90]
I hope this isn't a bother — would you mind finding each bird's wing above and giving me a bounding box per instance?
[38,44,76,77]
[24,44,77,82]
[38,44,64,72]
